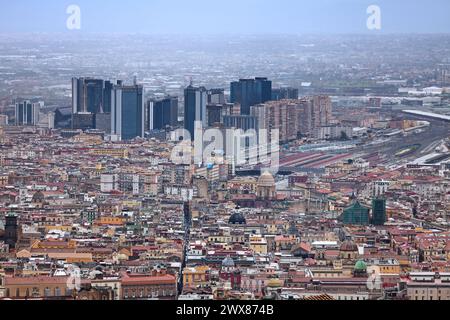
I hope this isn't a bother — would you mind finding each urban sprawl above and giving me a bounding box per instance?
[0,34,450,301]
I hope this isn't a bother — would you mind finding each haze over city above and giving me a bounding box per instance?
[0,0,450,309]
[1,0,450,34]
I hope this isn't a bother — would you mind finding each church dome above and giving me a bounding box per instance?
[32,191,45,203]
[229,212,246,225]
[340,240,358,252]
[354,260,367,271]
[222,256,235,268]
[257,171,275,187]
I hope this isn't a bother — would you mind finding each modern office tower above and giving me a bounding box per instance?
[230,77,272,115]
[372,198,387,226]
[147,96,179,131]
[272,87,299,100]
[184,85,207,138]
[103,80,113,113]
[251,100,298,143]
[111,82,145,141]
[207,103,232,127]
[254,77,273,104]
[208,89,226,105]
[14,100,40,126]
[223,115,258,131]
[311,95,332,129]
[72,78,113,114]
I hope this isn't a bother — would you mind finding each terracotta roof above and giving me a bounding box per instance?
[121,273,176,286]
[303,294,335,301]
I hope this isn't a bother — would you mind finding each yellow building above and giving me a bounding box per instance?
[183,266,210,288]
[44,225,72,233]
[90,148,129,158]
[31,239,77,250]
[47,252,93,264]
[95,216,125,226]
[0,174,8,187]
[250,236,268,255]
[377,260,401,274]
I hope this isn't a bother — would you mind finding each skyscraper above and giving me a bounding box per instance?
[207,89,226,105]
[147,96,179,131]
[111,82,145,140]
[184,85,207,139]
[72,78,113,114]
[272,87,299,100]
[14,100,40,126]
[207,104,232,127]
[230,78,272,115]
[254,77,273,104]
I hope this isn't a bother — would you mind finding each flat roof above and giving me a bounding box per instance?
[402,110,450,121]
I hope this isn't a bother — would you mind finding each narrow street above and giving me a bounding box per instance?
[177,202,192,296]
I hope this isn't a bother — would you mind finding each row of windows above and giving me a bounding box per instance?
[7,287,73,298]
[123,289,174,299]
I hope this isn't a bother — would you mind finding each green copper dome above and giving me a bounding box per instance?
[354,260,367,271]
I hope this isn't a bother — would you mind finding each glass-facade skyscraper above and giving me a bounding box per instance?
[72,77,113,114]
[184,85,207,138]
[147,96,178,131]
[15,100,40,126]
[111,83,145,141]
[230,77,272,115]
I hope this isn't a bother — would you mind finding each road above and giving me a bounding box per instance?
[178,202,192,296]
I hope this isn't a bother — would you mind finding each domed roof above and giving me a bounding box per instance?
[354,260,367,271]
[229,212,246,225]
[266,278,283,288]
[340,240,358,252]
[258,171,275,187]
[222,256,235,268]
[32,191,45,202]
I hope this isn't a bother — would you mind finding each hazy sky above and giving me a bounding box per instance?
[1,0,449,34]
